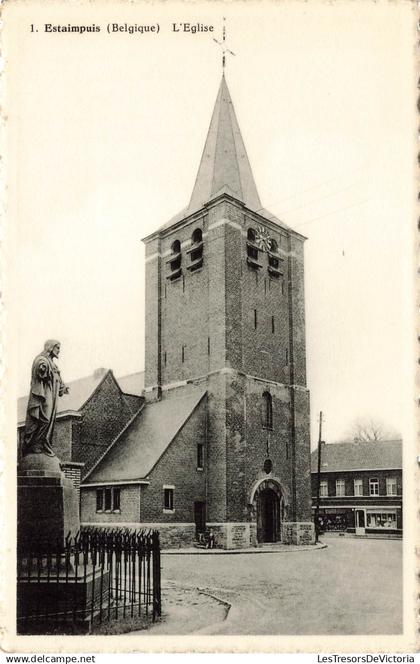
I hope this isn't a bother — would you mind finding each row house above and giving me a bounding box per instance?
[310,439,402,536]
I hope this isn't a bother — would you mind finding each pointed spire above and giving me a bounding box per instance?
[188,76,261,215]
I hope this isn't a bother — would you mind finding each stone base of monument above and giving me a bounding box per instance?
[17,454,80,552]
[17,559,110,634]
[17,454,97,633]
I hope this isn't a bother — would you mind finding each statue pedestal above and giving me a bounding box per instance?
[18,454,80,553]
[17,454,98,633]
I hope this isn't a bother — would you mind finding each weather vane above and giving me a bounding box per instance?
[213,17,236,70]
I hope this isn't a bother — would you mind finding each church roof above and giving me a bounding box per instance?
[310,439,402,473]
[117,371,144,397]
[83,385,206,483]
[153,76,298,237]
[188,75,261,215]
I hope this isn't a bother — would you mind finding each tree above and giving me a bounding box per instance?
[346,417,400,443]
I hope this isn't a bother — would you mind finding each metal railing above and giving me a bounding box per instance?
[17,527,161,634]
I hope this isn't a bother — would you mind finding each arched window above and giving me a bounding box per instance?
[247,228,260,269]
[192,228,202,244]
[171,239,181,254]
[268,237,282,279]
[262,391,273,430]
[247,228,256,242]
[167,239,182,280]
[187,228,203,272]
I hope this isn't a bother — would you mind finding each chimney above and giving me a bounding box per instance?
[93,367,107,379]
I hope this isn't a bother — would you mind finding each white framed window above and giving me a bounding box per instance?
[163,485,175,512]
[354,479,363,496]
[366,511,397,529]
[320,481,328,497]
[369,477,379,496]
[386,477,397,496]
[336,479,346,497]
[96,487,121,513]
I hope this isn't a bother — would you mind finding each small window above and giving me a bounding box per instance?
[262,391,273,430]
[96,487,120,513]
[207,337,210,355]
[96,489,103,511]
[270,239,278,253]
[167,239,182,280]
[113,488,121,511]
[187,228,203,271]
[247,228,256,242]
[104,488,112,511]
[271,316,275,334]
[354,479,363,496]
[285,348,289,364]
[164,351,167,365]
[336,479,345,497]
[369,478,379,496]
[164,487,174,511]
[320,481,328,497]
[254,309,257,329]
[386,477,397,496]
[171,239,181,254]
[197,443,204,470]
[181,345,185,363]
[247,228,260,268]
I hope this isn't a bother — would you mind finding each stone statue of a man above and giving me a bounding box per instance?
[22,339,69,458]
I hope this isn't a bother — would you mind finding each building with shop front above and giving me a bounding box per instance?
[311,439,402,536]
[77,74,315,549]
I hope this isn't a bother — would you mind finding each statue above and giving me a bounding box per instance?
[22,339,69,458]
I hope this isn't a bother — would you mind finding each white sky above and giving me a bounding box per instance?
[7,0,416,445]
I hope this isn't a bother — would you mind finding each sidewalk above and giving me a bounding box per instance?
[162,541,327,555]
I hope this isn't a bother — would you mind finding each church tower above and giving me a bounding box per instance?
[142,75,314,547]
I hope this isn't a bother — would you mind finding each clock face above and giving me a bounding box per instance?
[255,226,272,252]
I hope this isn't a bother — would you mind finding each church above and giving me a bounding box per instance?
[79,75,315,548]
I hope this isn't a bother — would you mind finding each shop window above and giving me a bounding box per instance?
[96,487,121,513]
[336,479,345,497]
[366,512,397,529]
[262,391,273,430]
[167,239,182,280]
[163,486,175,512]
[197,443,204,470]
[354,478,363,496]
[386,477,397,496]
[369,477,379,496]
[187,228,204,272]
[320,481,328,497]
[246,228,261,270]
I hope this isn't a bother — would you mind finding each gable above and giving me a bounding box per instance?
[84,385,206,484]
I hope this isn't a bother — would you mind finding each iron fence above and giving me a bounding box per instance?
[17,527,161,634]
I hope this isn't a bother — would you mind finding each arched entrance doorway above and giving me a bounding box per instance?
[257,488,280,542]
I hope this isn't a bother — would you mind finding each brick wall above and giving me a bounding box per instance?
[62,463,83,501]
[140,393,207,523]
[81,484,141,524]
[311,468,403,499]
[72,372,134,477]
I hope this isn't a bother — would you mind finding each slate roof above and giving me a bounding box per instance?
[18,369,145,423]
[117,371,144,397]
[310,440,402,473]
[155,76,293,236]
[84,385,206,484]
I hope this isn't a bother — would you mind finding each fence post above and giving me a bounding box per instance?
[152,531,161,620]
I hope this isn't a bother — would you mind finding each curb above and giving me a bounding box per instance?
[161,542,328,555]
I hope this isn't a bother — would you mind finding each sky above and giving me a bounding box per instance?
[7,0,416,445]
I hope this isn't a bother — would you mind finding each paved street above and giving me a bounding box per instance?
[146,537,402,635]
